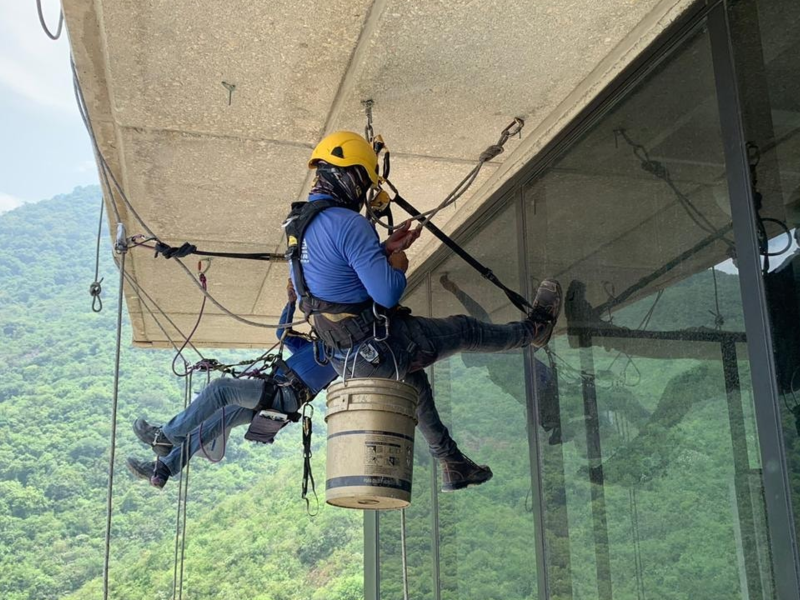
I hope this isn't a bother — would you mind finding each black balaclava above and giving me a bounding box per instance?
[310,161,372,211]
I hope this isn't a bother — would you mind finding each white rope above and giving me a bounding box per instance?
[36,0,63,40]
[400,508,410,600]
[122,270,200,360]
[102,246,126,600]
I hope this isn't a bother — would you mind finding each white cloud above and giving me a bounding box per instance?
[0,2,75,113]
[0,192,29,214]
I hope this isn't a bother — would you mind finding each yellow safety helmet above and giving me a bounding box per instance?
[308,131,380,185]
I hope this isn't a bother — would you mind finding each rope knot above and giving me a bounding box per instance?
[89,279,104,312]
[480,144,504,162]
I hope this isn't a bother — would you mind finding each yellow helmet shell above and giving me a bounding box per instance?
[308,131,380,185]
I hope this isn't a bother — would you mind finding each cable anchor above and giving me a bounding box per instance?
[362,98,375,142]
[501,117,525,140]
[114,223,128,254]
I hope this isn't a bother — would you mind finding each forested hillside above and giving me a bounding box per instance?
[0,187,362,600]
[2,186,797,600]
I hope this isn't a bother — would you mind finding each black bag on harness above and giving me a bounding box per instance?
[244,378,301,444]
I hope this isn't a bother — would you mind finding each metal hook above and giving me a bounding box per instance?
[362,98,375,142]
[502,117,525,139]
[198,258,212,275]
[221,81,236,106]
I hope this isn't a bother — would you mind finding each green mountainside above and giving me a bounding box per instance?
[1,186,795,600]
[0,187,361,600]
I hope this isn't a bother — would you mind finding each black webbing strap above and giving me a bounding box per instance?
[392,194,534,314]
[301,403,318,516]
[154,241,285,262]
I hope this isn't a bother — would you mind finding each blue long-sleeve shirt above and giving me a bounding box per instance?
[292,194,407,308]
[275,301,336,395]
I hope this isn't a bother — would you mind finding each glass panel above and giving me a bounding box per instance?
[379,436,436,600]
[430,203,539,600]
[729,0,800,550]
[380,279,436,600]
[524,23,774,600]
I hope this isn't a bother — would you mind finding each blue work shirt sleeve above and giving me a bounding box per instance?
[276,301,307,353]
[340,215,407,308]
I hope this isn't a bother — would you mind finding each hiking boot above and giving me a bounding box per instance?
[133,417,174,457]
[527,278,562,348]
[126,457,170,489]
[439,452,493,492]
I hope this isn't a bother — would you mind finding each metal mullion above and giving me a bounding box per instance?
[364,510,380,600]
[425,272,443,600]
[516,190,552,600]
[709,3,800,598]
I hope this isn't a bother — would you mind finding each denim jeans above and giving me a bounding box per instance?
[160,377,299,475]
[161,405,256,475]
[331,313,535,459]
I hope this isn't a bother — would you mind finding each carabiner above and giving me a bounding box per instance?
[502,117,525,140]
[197,258,212,275]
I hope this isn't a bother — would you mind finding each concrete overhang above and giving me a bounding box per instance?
[63,0,698,349]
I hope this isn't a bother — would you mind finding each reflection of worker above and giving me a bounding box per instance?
[439,273,564,444]
[126,282,337,488]
[287,131,562,492]
[565,261,800,484]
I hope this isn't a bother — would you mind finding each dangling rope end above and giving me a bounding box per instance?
[90,279,104,313]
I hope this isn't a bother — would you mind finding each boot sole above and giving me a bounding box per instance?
[125,457,153,481]
[441,469,494,493]
[133,420,173,457]
[126,458,168,489]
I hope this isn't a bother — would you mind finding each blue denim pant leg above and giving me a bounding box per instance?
[162,406,256,476]
[161,378,266,445]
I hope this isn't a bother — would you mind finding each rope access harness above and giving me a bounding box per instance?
[93,231,318,598]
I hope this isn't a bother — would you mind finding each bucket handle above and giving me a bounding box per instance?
[341,340,401,382]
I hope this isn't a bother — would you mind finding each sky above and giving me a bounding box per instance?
[0,1,97,214]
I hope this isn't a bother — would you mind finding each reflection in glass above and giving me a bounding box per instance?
[525,23,774,600]
[433,204,538,600]
[730,0,800,548]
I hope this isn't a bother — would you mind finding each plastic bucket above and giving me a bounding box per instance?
[325,378,418,510]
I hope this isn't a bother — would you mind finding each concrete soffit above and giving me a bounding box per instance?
[62,0,698,349]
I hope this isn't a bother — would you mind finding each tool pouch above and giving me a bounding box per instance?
[245,410,290,444]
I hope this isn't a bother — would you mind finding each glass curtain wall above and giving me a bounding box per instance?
[728,0,800,550]
[373,5,792,600]
[524,21,772,600]
[430,203,538,600]
[379,282,436,599]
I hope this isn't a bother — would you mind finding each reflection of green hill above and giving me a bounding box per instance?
[0,188,361,600]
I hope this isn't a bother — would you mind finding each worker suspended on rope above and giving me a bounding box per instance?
[284,131,563,492]
[126,280,337,488]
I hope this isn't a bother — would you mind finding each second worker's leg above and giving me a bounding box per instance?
[160,378,266,445]
[161,406,257,477]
